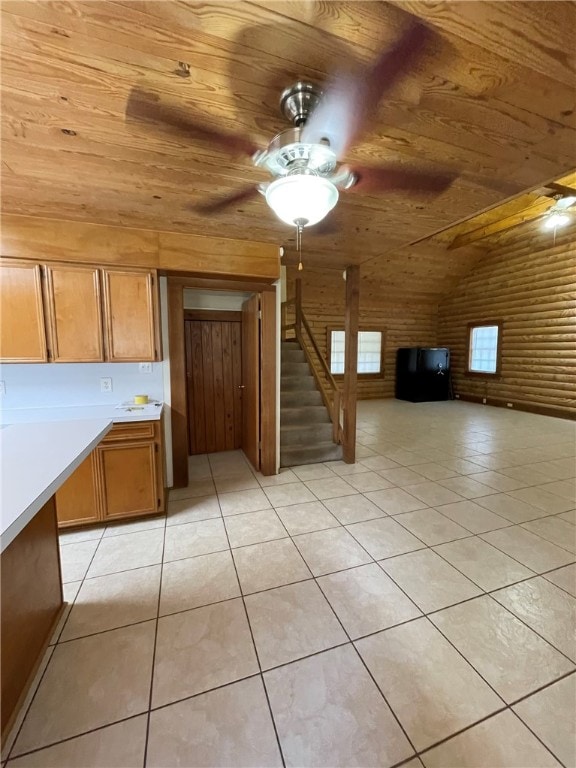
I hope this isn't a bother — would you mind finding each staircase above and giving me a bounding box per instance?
[280,340,343,467]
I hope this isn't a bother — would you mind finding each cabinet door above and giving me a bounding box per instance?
[44,265,104,362]
[97,441,158,520]
[0,260,47,362]
[102,269,158,361]
[55,453,100,527]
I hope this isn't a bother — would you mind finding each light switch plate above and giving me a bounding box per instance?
[0,381,5,396]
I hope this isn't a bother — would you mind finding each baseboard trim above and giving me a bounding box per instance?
[454,393,576,421]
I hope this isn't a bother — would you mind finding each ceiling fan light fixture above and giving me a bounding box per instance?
[265,174,339,227]
[543,212,570,230]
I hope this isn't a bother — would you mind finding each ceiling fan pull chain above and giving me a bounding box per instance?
[296,222,304,271]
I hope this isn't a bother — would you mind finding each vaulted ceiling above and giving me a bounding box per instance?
[2,1,575,299]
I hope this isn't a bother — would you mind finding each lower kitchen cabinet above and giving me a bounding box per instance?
[55,453,100,527]
[98,442,157,520]
[55,420,165,528]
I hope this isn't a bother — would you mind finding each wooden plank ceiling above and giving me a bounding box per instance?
[2,1,575,299]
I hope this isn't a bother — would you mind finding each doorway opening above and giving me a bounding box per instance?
[167,278,277,486]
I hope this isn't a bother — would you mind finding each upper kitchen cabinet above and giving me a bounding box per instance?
[0,258,160,363]
[102,269,160,362]
[43,265,104,362]
[0,260,47,362]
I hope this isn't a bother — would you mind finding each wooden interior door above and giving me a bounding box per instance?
[242,295,260,470]
[185,316,242,454]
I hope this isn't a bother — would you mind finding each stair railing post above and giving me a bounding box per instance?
[343,265,359,463]
[295,276,302,339]
[333,389,341,443]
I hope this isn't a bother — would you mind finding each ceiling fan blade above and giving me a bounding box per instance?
[126,88,260,157]
[349,164,456,196]
[302,20,431,158]
[188,185,261,214]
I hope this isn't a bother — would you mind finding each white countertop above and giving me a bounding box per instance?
[0,402,163,426]
[0,419,113,552]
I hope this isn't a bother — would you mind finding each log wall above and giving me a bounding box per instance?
[288,270,438,399]
[438,222,576,417]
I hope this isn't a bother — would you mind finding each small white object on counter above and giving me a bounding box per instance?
[0,402,163,426]
[0,419,112,552]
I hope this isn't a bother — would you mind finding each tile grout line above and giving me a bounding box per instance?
[13,438,574,763]
[220,493,287,768]
[5,712,154,764]
[141,512,168,768]
[8,624,573,764]
[56,508,575,664]
[311,571,420,759]
[57,525,575,658]
[4,523,112,763]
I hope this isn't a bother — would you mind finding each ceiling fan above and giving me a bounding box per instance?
[541,194,576,230]
[126,20,455,232]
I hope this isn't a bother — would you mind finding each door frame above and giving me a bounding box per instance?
[167,276,277,486]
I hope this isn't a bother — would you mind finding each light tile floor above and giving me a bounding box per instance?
[4,400,576,768]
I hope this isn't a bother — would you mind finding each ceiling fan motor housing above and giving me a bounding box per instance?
[280,81,323,126]
[263,127,338,176]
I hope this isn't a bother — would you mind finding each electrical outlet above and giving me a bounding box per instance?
[482,397,487,404]
[139,362,152,374]
[100,377,112,392]
[0,381,5,396]
[507,402,513,408]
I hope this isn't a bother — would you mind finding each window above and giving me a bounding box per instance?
[467,322,502,374]
[328,328,384,376]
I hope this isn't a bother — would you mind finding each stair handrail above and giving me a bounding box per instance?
[281,291,343,445]
[297,309,343,444]
[281,297,296,341]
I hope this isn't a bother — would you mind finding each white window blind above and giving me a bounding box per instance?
[330,331,383,375]
[469,325,499,373]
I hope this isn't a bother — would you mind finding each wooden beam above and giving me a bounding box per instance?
[259,289,277,476]
[167,279,188,489]
[0,215,280,281]
[545,182,576,197]
[447,198,554,250]
[343,265,359,464]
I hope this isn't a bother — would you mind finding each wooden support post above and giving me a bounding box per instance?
[259,290,277,476]
[295,276,302,336]
[167,279,188,488]
[343,265,359,463]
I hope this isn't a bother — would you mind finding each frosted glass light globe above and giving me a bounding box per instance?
[543,212,570,230]
[265,175,339,227]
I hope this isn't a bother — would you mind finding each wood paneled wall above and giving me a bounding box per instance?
[1,214,280,281]
[288,270,438,399]
[438,222,576,416]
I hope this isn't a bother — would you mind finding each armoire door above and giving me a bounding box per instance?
[185,317,242,454]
